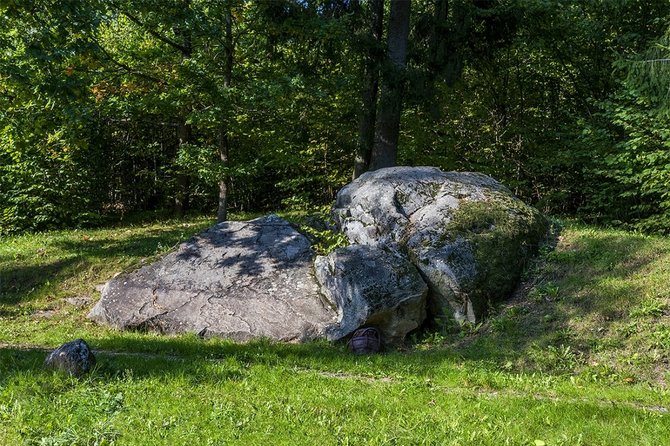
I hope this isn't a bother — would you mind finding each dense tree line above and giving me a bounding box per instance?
[1,0,670,234]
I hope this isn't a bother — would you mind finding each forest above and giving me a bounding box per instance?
[3,3,670,443]
[2,0,670,234]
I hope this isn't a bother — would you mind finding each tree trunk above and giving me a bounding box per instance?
[175,121,191,217]
[369,0,411,171]
[217,5,234,223]
[353,0,385,179]
[217,126,229,222]
[174,1,192,217]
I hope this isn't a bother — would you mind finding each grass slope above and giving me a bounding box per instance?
[0,216,669,445]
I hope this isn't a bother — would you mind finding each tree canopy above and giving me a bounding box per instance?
[2,0,670,233]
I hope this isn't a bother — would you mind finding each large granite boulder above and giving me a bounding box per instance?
[314,245,428,344]
[333,166,549,322]
[89,215,337,342]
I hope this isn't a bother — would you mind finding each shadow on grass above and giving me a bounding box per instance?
[0,223,212,305]
[0,335,464,388]
[0,259,81,305]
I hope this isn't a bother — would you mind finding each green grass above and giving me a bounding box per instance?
[1,217,669,445]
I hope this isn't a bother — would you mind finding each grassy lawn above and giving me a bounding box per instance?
[1,216,669,445]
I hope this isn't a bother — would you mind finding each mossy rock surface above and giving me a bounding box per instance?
[333,166,549,322]
[426,194,549,320]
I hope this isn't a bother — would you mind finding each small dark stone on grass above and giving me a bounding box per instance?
[44,339,96,377]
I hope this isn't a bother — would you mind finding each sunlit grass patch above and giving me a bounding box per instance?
[1,218,670,444]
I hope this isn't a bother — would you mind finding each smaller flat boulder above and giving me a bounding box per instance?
[315,245,428,344]
[89,215,337,342]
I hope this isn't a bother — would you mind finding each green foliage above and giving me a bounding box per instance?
[0,1,107,233]
[586,33,670,233]
[300,225,349,256]
[618,31,670,113]
[0,0,358,231]
[401,0,670,234]
[2,0,670,234]
[529,282,560,303]
[291,208,350,255]
[629,298,667,319]
[529,343,582,374]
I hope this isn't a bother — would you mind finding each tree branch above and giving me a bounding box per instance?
[120,9,191,57]
[640,58,670,64]
[92,38,162,84]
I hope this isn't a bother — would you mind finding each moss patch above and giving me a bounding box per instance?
[442,194,549,316]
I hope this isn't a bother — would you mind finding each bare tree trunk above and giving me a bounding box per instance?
[353,0,385,179]
[369,0,411,171]
[430,0,448,78]
[217,5,234,222]
[174,0,193,218]
[217,126,229,222]
[175,121,191,217]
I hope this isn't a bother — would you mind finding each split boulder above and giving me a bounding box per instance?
[89,167,548,344]
[314,245,428,344]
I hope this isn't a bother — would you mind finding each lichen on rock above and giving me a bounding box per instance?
[425,194,549,320]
